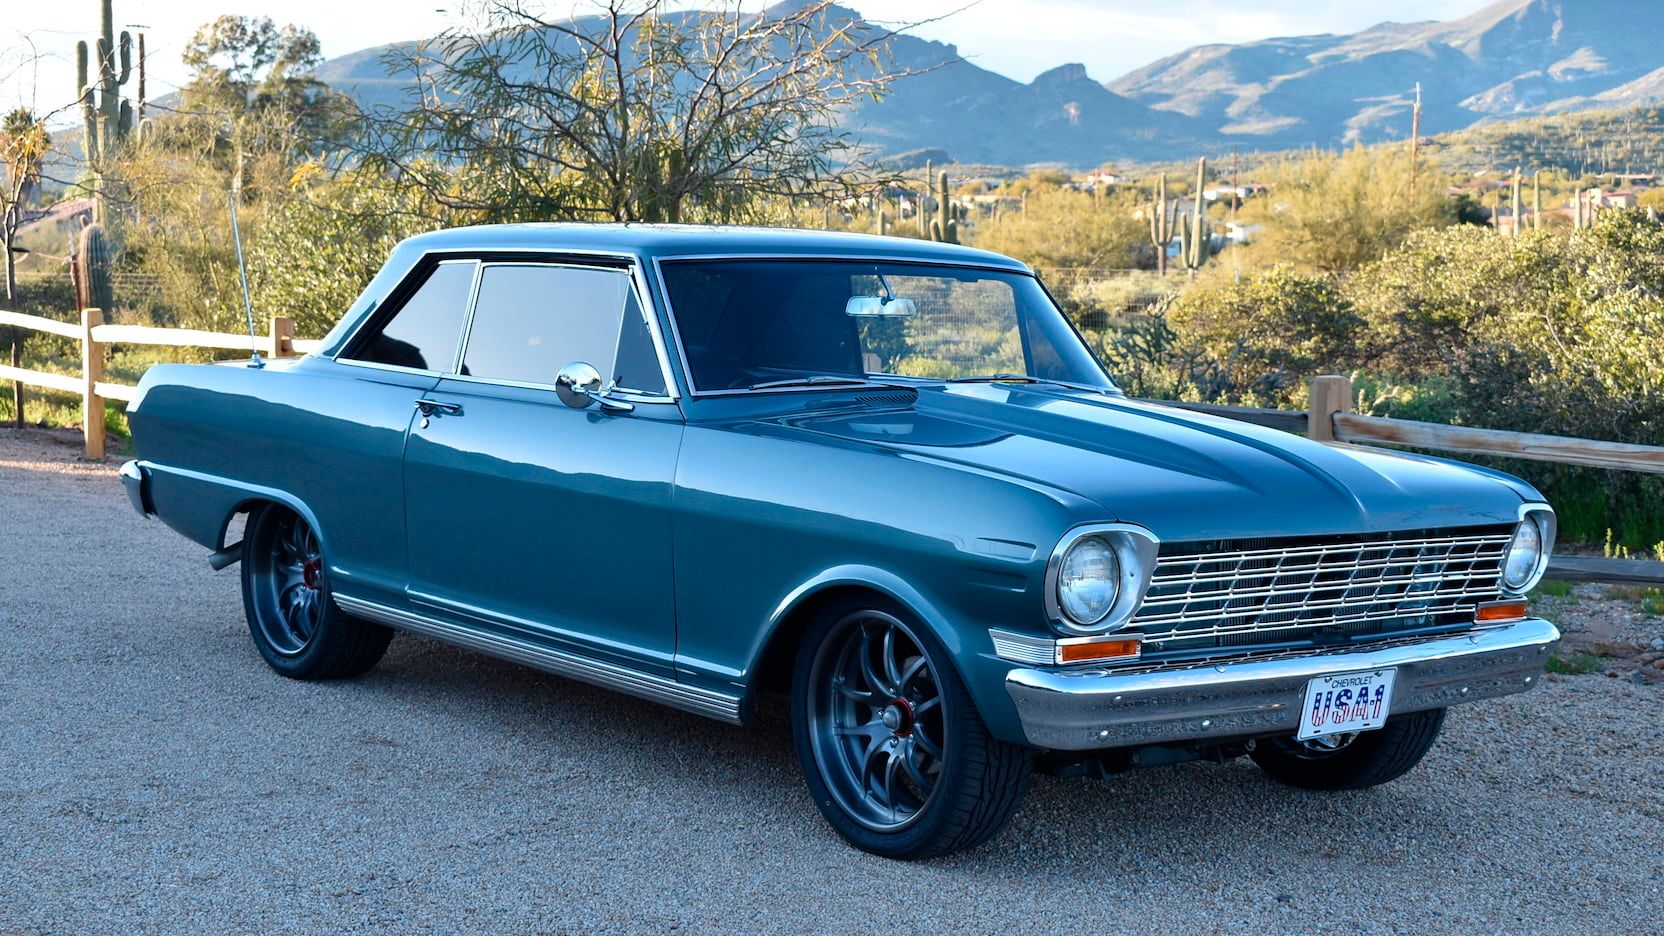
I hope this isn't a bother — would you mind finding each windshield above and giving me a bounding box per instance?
[658,259,1114,393]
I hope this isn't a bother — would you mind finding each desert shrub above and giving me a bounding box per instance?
[247,168,445,338]
[1233,146,1461,276]
[1350,211,1664,546]
[970,185,1144,271]
[1159,264,1361,406]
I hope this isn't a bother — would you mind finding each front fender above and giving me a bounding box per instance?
[747,563,1029,745]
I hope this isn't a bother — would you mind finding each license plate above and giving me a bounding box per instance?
[1297,669,1396,741]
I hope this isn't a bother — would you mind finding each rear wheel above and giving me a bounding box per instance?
[791,599,1032,859]
[241,505,392,679]
[1250,708,1446,791]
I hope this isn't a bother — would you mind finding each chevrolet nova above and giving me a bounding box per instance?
[122,224,1559,858]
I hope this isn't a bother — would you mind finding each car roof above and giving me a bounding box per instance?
[394,222,1031,272]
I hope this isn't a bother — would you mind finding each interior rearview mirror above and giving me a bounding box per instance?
[845,296,917,317]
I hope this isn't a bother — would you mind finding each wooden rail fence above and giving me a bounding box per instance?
[2,308,321,459]
[2,311,1659,586]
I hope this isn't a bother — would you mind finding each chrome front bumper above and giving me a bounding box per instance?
[1005,618,1559,750]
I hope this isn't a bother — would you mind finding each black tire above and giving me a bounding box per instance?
[240,504,392,680]
[790,596,1033,860]
[1250,708,1446,791]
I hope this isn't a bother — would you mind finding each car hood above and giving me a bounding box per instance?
[759,384,1533,541]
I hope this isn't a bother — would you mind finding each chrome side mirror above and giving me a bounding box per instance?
[555,361,633,412]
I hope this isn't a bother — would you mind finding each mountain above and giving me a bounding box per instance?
[303,0,1664,167]
[1108,0,1664,149]
[310,5,1214,167]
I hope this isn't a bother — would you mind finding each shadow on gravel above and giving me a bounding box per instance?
[344,629,1449,877]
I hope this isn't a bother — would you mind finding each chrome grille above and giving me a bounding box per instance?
[1133,526,1512,651]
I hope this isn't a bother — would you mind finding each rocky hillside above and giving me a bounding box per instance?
[304,0,1664,166]
[1109,0,1664,148]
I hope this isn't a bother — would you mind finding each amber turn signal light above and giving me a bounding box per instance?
[1475,600,1528,623]
[1057,637,1141,665]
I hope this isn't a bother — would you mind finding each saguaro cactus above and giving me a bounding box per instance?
[76,0,134,159]
[74,0,136,224]
[1532,171,1542,231]
[877,209,889,237]
[1184,157,1210,274]
[1179,210,1212,274]
[76,223,114,312]
[1509,166,1523,237]
[929,171,958,244]
[1147,173,1176,275]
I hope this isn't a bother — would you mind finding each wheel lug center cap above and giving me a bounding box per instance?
[881,699,913,736]
[302,560,321,589]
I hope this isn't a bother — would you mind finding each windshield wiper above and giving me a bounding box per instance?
[946,373,1041,384]
[946,374,1118,395]
[747,375,880,391]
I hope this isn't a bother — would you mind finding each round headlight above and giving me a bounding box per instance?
[1501,518,1544,592]
[1058,536,1120,626]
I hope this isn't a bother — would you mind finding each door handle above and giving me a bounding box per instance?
[414,399,463,417]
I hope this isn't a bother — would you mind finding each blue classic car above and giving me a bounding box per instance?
[122,224,1559,859]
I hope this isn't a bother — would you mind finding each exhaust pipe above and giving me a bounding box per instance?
[208,542,243,571]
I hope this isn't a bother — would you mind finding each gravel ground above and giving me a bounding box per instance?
[2,428,1661,935]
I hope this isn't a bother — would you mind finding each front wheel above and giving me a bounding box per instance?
[240,505,392,680]
[1250,708,1446,791]
[791,600,1033,859]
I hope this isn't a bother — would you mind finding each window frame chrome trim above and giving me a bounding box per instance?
[328,248,681,402]
[648,252,1095,400]
[330,258,480,379]
[1043,522,1161,636]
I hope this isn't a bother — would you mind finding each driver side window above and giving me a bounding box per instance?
[460,264,666,395]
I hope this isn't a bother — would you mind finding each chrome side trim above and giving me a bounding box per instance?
[1005,617,1559,750]
[989,629,1055,666]
[989,629,1145,667]
[333,594,743,724]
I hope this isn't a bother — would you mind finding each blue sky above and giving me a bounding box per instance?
[1,0,1484,122]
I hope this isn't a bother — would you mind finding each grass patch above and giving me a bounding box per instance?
[1544,652,1604,676]
[1533,579,1573,598]
[1640,588,1664,617]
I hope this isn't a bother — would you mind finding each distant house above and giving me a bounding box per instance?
[1203,183,1266,202]
[1083,171,1131,189]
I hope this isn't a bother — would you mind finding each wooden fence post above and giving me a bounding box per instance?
[269,315,295,358]
[81,308,105,460]
[9,323,21,429]
[1307,374,1352,443]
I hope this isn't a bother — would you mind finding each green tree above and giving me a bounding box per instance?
[2,108,53,427]
[356,0,918,223]
[247,170,444,337]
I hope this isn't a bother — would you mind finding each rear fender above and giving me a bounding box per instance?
[141,461,326,557]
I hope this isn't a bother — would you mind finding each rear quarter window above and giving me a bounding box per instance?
[344,261,477,371]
